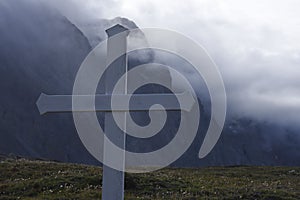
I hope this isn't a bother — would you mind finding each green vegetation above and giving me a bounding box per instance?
[0,158,299,199]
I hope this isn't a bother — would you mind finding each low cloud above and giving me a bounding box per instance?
[35,0,300,126]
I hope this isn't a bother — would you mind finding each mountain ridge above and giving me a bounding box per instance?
[0,0,299,167]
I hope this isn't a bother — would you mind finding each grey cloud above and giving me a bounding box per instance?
[17,0,300,126]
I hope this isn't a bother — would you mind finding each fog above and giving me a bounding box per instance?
[6,0,298,127]
[42,0,300,126]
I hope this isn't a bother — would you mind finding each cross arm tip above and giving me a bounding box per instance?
[36,93,47,115]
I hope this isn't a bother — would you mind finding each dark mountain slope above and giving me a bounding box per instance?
[0,0,98,164]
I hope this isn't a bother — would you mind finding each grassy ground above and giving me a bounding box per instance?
[0,158,299,199]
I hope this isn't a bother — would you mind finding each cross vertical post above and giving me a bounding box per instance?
[102,24,129,200]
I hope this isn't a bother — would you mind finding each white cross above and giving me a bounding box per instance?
[36,24,195,200]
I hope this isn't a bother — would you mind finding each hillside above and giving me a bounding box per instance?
[0,158,299,200]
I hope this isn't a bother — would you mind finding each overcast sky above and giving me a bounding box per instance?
[48,0,300,125]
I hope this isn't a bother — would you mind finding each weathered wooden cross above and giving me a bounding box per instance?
[37,24,194,200]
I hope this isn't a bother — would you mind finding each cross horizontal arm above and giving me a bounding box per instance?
[36,92,195,115]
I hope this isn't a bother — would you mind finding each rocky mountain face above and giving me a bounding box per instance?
[0,0,98,165]
[0,1,299,166]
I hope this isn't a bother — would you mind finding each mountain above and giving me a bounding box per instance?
[0,0,98,165]
[0,0,299,167]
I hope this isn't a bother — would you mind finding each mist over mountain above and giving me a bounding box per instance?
[0,0,299,166]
